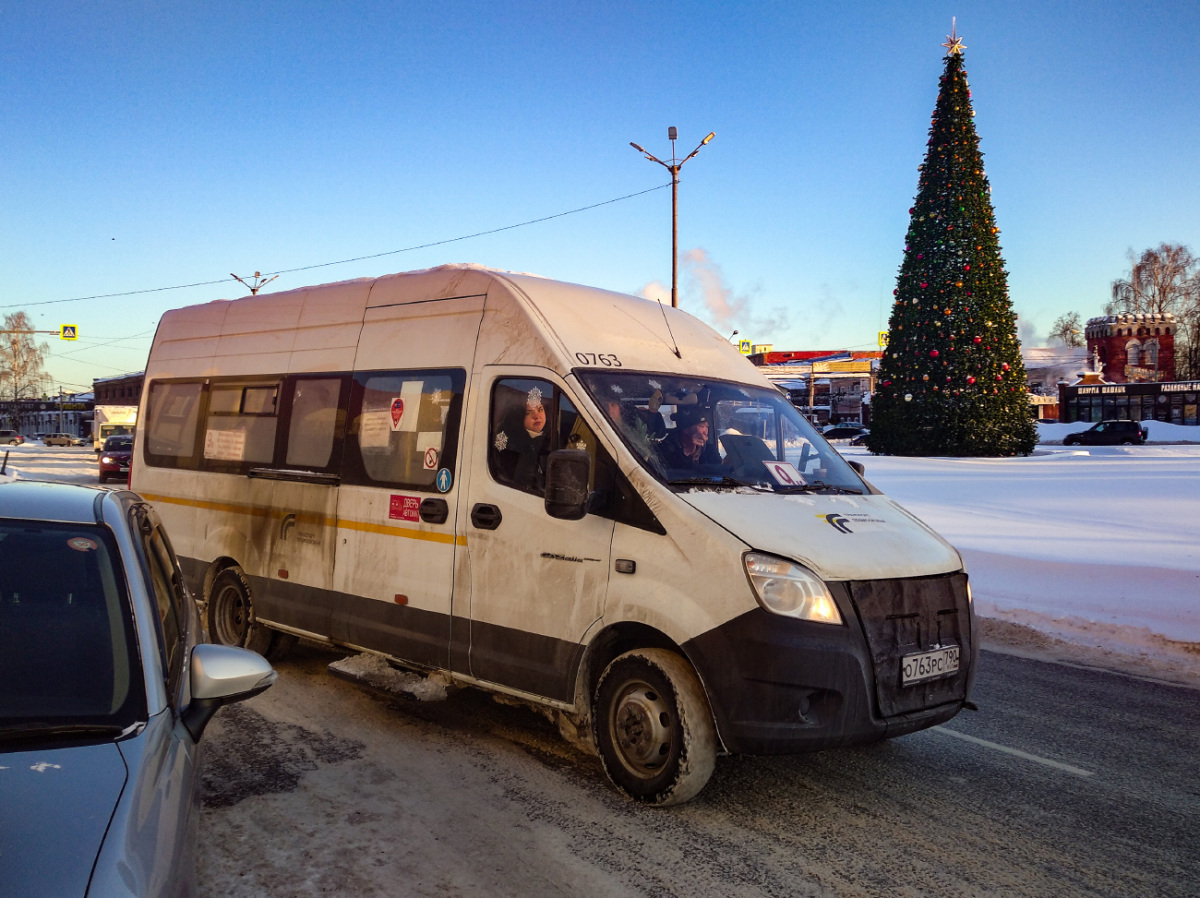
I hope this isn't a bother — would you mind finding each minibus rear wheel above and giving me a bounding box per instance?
[208,566,278,657]
[594,648,717,806]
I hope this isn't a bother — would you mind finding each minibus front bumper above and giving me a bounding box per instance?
[683,572,975,755]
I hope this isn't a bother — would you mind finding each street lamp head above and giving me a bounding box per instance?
[668,126,678,140]
[629,141,646,153]
[701,132,715,145]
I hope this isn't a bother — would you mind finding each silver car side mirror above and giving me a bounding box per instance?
[182,644,277,741]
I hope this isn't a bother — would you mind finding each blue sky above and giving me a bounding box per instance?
[3,1,1198,392]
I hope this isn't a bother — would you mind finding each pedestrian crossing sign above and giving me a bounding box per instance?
[60,325,78,340]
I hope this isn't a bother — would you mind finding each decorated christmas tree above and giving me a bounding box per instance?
[867,27,1037,457]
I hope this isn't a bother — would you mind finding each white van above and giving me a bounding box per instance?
[134,265,976,805]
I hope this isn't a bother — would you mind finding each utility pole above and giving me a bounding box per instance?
[630,128,715,308]
[231,271,279,295]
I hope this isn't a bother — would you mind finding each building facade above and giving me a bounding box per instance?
[93,371,145,405]
[0,394,93,438]
[752,351,881,426]
[1058,379,1199,426]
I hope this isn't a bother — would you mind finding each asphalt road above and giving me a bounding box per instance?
[198,643,1200,898]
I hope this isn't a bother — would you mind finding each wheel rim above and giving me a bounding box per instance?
[212,581,250,646]
[609,680,674,778]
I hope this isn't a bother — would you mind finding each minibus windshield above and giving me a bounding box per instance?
[578,372,865,493]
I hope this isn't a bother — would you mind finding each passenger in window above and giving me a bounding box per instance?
[493,387,549,492]
[602,396,656,461]
[659,407,721,470]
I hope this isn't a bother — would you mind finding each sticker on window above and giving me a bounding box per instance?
[67,537,98,552]
[359,411,390,450]
[418,432,441,470]
[763,460,803,486]
[395,381,423,433]
[204,428,247,461]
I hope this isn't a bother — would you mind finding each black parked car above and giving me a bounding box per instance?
[1063,419,1148,446]
[821,425,869,441]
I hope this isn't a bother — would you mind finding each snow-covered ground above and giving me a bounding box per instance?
[841,421,1200,684]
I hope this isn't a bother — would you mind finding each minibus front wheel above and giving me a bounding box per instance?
[208,566,278,657]
[594,649,717,806]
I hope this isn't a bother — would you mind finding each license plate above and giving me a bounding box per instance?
[118,466,129,472]
[901,646,960,685]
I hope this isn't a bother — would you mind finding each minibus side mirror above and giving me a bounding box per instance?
[544,449,591,520]
[848,460,865,476]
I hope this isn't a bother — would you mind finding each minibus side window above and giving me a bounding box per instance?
[203,382,280,468]
[284,377,346,470]
[145,380,204,466]
[343,370,464,491]
[489,378,556,496]
[488,380,632,524]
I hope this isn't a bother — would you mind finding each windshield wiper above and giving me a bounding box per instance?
[0,722,130,744]
[772,481,864,495]
[667,475,754,488]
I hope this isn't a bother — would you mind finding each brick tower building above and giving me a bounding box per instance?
[1084,313,1176,383]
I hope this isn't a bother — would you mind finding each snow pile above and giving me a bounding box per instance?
[328,652,449,701]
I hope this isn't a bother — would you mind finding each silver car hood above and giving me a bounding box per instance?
[0,741,127,896]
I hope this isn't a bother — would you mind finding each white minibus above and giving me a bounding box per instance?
[134,265,977,805]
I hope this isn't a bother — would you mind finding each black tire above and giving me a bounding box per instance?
[1120,439,1133,445]
[593,648,717,806]
[207,566,277,656]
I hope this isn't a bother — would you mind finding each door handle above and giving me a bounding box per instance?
[470,503,503,530]
[419,498,449,524]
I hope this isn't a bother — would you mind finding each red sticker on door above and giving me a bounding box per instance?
[390,398,405,431]
[389,494,420,522]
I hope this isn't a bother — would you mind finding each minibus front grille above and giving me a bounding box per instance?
[846,573,972,718]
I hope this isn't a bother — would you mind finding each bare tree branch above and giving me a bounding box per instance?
[0,312,51,402]
[1049,312,1084,347]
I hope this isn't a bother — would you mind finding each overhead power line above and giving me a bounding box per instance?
[3,183,670,311]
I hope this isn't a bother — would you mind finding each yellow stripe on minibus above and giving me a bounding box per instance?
[139,492,467,546]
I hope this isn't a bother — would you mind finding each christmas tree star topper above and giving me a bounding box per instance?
[942,18,966,55]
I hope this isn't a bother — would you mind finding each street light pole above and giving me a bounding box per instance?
[630,127,715,308]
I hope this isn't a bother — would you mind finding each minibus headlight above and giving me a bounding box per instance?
[743,553,842,625]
